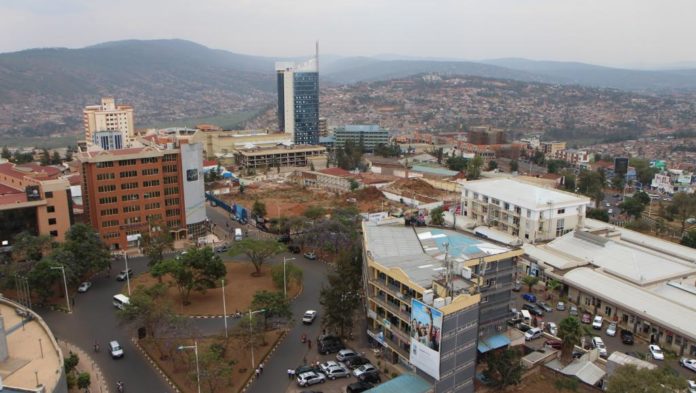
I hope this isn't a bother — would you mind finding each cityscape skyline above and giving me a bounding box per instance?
[1,0,695,68]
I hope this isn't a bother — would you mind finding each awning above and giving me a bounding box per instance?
[477,334,511,353]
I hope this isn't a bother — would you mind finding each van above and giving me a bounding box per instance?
[520,309,532,324]
[234,228,243,241]
[113,294,130,310]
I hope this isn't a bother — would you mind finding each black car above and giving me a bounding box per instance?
[358,370,381,384]
[288,244,301,254]
[345,356,370,369]
[620,329,634,345]
[318,340,344,355]
[522,303,544,317]
[295,365,320,376]
[346,381,374,393]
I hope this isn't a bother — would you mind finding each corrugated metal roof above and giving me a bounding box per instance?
[365,374,432,393]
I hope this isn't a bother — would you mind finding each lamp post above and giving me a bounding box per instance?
[177,340,200,393]
[283,257,295,298]
[49,265,70,313]
[248,308,265,370]
[123,252,131,296]
[222,278,228,338]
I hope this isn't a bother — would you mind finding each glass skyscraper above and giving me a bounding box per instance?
[276,59,319,145]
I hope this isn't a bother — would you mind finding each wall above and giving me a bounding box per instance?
[180,143,206,226]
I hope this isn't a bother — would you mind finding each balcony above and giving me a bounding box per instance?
[370,293,411,323]
[369,279,414,305]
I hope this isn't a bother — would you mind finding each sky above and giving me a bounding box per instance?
[1,0,695,68]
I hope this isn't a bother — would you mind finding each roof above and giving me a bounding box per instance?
[0,162,61,181]
[560,359,605,385]
[236,145,326,156]
[410,165,459,177]
[364,374,431,393]
[318,167,353,177]
[336,124,385,133]
[606,352,656,372]
[462,178,590,210]
[477,333,510,353]
[474,226,522,246]
[522,243,587,271]
[564,268,696,341]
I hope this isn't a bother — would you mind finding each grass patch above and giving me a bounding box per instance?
[143,110,262,130]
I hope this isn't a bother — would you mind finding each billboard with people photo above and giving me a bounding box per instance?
[410,298,443,379]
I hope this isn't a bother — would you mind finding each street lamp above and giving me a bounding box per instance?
[222,278,228,338]
[123,252,131,296]
[283,257,295,298]
[248,308,265,370]
[49,265,70,313]
[177,340,200,393]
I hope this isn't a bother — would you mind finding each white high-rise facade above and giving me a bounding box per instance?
[83,97,135,142]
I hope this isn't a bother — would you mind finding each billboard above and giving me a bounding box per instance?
[25,186,41,201]
[410,299,443,380]
[614,157,629,176]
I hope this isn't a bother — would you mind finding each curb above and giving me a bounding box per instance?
[131,337,181,393]
[240,329,290,393]
[59,340,111,393]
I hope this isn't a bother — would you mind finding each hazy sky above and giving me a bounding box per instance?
[1,0,695,68]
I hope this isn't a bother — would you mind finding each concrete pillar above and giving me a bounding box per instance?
[0,315,8,361]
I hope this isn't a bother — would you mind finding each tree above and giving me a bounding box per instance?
[671,192,696,233]
[349,178,360,191]
[28,258,64,303]
[141,221,174,267]
[586,208,610,222]
[611,175,625,190]
[509,160,519,172]
[429,206,445,226]
[40,148,50,166]
[681,229,696,249]
[521,275,539,293]
[546,279,561,298]
[227,239,285,276]
[51,151,62,165]
[159,247,226,304]
[605,364,686,393]
[1,146,10,159]
[319,247,363,337]
[239,183,245,194]
[77,372,91,391]
[196,343,236,393]
[64,150,73,162]
[558,317,584,362]
[303,205,326,220]
[466,156,484,179]
[482,348,522,389]
[487,160,498,171]
[633,191,651,205]
[62,224,111,276]
[252,200,267,219]
[629,158,659,186]
[561,170,576,191]
[11,232,53,263]
[64,351,79,374]
[577,170,605,208]
[251,290,292,329]
[619,197,646,219]
[271,262,303,290]
[446,156,468,172]
[547,160,560,174]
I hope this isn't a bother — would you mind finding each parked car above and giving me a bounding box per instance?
[512,281,521,292]
[649,344,664,360]
[592,337,608,358]
[214,244,229,253]
[302,310,317,325]
[544,339,563,350]
[358,369,381,383]
[297,371,326,387]
[522,293,537,303]
[525,327,543,341]
[620,329,634,345]
[109,340,124,359]
[680,358,696,372]
[346,381,374,393]
[592,315,603,329]
[688,380,696,393]
[353,364,377,378]
[320,361,350,379]
[336,349,360,362]
[288,245,301,254]
[295,364,320,376]
[318,338,344,355]
[606,322,617,337]
[522,303,544,316]
[538,302,553,313]
[116,269,133,281]
[556,301,566,311]
[546,322,558,336]
[581,313,592,324]
[77,281,92,293]
[345,356,370,369]
[304,251,317,260]
[569,305,578,316]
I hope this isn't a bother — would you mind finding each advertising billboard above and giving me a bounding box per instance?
[410,299,443,380]
[614,157,629,176]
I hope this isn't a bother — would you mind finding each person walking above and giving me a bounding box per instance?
[255,368,260,379]
[259,362,264,374]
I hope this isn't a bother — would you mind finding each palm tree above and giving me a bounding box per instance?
[558,317,586,362]
[546,279,561,300]
[521,275,540,293]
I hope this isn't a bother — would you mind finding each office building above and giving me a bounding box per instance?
[461,178,591,243]
[363,220,523,392]
[276,59,319,145]
[0,162,73,245]
[334,125,389,153]
[93,130,124,151]
[467,126,506,145]
[318,117,328,137]
[234,145,327,171]
[83,97,135,142]
[77,141,206,250]
[540,141,567,156]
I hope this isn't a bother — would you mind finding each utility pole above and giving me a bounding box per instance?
[50,266,70,313]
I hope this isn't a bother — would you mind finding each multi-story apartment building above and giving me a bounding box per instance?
[318,117,328,137]
[334,125,389,153]
[362,221,523,393]
[276,59,320,145]
[0,162,73,244]
[461,178,591,243]
[83,97,135,142]
[233,145,327,171]
[77,141,206,250]
[553,149,590,166]
[540,141,567,156]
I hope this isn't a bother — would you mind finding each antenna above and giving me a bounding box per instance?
[315,41,319,73]
[443,241,451,297]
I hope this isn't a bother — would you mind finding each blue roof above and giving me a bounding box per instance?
[365,374,431,393]
[477,334,511,353]
[410,165,459,177]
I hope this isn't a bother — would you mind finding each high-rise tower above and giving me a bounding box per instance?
[276,51,319,145]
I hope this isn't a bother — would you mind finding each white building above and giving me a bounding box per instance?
[461,178,591,243]
[83,97,135,142]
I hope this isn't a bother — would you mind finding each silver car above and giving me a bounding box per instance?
[320,361,350,380]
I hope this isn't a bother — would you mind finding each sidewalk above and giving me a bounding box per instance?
[59,340,110,393]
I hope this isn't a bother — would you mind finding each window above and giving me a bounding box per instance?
[166,208,181,217]
[123,205,140,213]
[167,219,181,228]
[480,296,488,304]
[605,306,612,317]
[584,297,591,306]
[98,184,116,193]
[118,159,136,166]
[102,220,119,228]
[557,208,566,214]
[164,176,178,185]
[165,198,180,206]
[122,194,139,201]
[163,165,178,173]
[143,191,161,199]
[48,218,57,225]
[120,170,137,178]
[103,232,119,239]
[97,173,115,180]
[556,218,565,237]
[526,209,531,218]
[142,168,159,176]
[124,216,141,225]
[145,202,161,210]
[141,157,158,164]
[143,180,160,187]
[99,196,117,204]
[50,230,58,237]
[47,205,55,213]
[96,161,114,168]
[100,208,118,216]
[164,187,178,196]
[485,278,496,287]
[162,154,177,162]
[146,214,162,221]
[45,191,53,198]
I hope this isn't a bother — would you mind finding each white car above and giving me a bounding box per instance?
[606,322,617,337]
[546,322,558,336]
[681,358,696,372]
[649,344,664,360]
[592,315,603,330]
[525,327,543,341]
[297,371,326,387]
[302,310,317,325]
[688,380,696,393]
[353,363,377,378]
[320,361,350,380]
[556,302,565,311]
[336,349,359,362]
[592,337,607,358]
[109,340,124,359]
[77,281,92,293]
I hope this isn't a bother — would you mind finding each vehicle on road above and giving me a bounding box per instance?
[337,349,360,362]
[620,329,634,345]
[680,358,696,372]
[302,310,317,325]
[109,340,124,359]
[297,371,326,387]
[77,282,92,293]
[234,228,243,241]
[581,313,591,324]
[544,339,562,350]
[112,294,130,310]
[649,344,664,360]
[525,327,543,341]
[522,293,537,303]
[606,322,617,337]
[320,361,351,379]
[538,302,553,313]
[592,315,603,329]
[546,322,558,336]
[569,305,578,316]
[556,301,565,311]
[116,269,133,281]
[347,381,374,393]
[522,303,543,316]
[304,251,317,260]
[592,337,607,358]
[353,364,377,378]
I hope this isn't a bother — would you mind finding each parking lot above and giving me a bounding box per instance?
[513,292,696,380]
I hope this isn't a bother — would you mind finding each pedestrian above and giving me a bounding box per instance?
[255,368,260,379]
[315,360,320,368]
[71,297,75,306]
[259,362,264,374]
[308,339,311,349]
